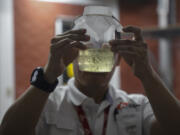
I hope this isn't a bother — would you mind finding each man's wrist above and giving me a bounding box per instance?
[43,61,61,84]
[43,58,64,84]
[43,68,58,84]
[138,65,160,91]
[30,67,58,93]
[138,65,155,81]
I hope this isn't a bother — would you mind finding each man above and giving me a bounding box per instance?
[0,26,180,135]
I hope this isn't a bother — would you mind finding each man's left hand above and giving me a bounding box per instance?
[109,26,152,79]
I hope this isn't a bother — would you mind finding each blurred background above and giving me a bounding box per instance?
[0,0,180,121]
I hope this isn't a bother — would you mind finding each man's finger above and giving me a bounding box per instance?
[109,39,137,46]
[56,29,87,37]
[123,26,143,41]
[51,38,72,49]
[111,46,134,52]
[70,41,87,50]
[118,50,136,56]
[63,29,87,35]
[51,34,90,44]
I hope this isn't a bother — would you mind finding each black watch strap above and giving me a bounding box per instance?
[30,67,58,93]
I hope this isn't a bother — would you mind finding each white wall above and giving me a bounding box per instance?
[0,0,15,122]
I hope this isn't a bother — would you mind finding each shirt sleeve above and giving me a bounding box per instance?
[35,85,67,135]
[35,110,49,135]
[142,97,155,135]
[35,94,55,135]
[35,94,57,135]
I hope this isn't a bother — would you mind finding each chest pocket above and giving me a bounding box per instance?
[45,112,77,135]
[115,107,142,135]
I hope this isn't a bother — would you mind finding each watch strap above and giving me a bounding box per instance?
[30,67,58,93]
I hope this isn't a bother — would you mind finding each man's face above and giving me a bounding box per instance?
[73,53,120,87]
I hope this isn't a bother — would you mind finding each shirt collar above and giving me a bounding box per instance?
[67,78,87,106]
[67,78,113,106]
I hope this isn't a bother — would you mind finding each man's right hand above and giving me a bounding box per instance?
[44,29,90,83]
[0,29,90,135]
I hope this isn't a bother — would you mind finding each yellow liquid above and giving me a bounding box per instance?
[78,48,114,72]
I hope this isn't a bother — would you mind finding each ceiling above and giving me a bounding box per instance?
[38,0,117,5]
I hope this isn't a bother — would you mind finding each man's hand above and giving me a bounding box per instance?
[0,29,90,135]
[44,29,90,83]
[110,26,180,135]
[110,26,151,79]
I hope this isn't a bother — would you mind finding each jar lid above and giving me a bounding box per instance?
[83,6,113,17]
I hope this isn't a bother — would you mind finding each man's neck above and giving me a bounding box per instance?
[75,80,108,104]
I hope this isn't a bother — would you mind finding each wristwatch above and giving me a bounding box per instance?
[30,67,58,93]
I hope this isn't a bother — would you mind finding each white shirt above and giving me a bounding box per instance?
[36,78,155,135]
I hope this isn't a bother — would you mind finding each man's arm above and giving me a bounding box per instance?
[0,29,89,135]
[110,26,180,135]
[140,67,180,135]
[0,86,50,135]
[150,120,168,135]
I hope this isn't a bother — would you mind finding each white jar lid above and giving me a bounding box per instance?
[83,6,113,17]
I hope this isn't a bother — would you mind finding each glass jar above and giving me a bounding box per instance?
[73,6,123,72]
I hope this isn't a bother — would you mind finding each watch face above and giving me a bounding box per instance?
[31,70,39,82]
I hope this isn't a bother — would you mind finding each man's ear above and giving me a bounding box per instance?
[115,54,122,66]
